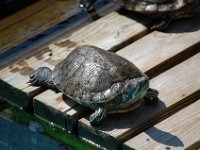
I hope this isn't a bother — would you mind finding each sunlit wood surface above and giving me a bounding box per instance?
[0,2,200,149]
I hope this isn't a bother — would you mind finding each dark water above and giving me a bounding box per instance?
[0,116,71,150]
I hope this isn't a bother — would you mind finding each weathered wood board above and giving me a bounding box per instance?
[34,15,200,134]
[34,90,90,132]
[123,99,200,150]
[32,12,148,132]
[117,13,200,77]
[0,1,119,68]
[0,0,79,53]
[0,0,56,30]
[78,53,200,150]
[0,11,148,108]
[34,90,77,130]
[1,6,200,150]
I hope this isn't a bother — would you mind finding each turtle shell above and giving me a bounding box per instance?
[52,45,145,103]
[115,0,193,14]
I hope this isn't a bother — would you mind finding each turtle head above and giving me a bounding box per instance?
[123,76,149,101]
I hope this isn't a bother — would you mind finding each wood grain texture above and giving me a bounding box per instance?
[32,12,148,132]
[0,11,148,108]
[66,105,91,134]
[0,0,56,30]
[78,53,200,150]
[34,15,200,136]
[34,89,90,133]
[0,0,79,53]
[123,99,200,150]
[54,11,148,52]
[34,90,77,129]
[0,1,119,68]
[117,14,200,78]
[34,89,91,132]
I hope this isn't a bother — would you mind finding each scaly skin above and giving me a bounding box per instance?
[80,0,200,30]
[29,45,159,125]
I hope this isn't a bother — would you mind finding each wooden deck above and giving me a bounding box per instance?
[0,0,76,52]
[0,2,200,150]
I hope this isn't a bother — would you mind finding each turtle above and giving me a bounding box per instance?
[29,45,158,125]
[79,0,200,30]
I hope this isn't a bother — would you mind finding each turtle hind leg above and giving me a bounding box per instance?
[150,15,171,31]
[144,88,159,105]
[29,67,56,90]
[89,107,106,126]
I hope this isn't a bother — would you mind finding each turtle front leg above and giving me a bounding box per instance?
[89,106,106,126]
[80,0,98,11]
[150,14,171,31]
[144,88,159,105]
[29,67,56,90]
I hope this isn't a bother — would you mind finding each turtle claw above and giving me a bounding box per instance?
[29,69,41,86]
[150,15,171,31]
[144,88,159,105]
[89,107,106,126]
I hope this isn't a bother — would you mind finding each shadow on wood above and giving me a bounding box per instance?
[166,14,200,33]
[89,99,166,131]
[117,9,152,29]
[145,126,184,147]
[118,8,200,33]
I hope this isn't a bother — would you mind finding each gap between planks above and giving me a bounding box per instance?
[76,16,200,149]
[0,11,148,108]
[123,99,200,150]
[32,11,149,132]
[0,0,56,30]
[0,8,199,148]
[35,15,200,135]
[31,13,199,135]
[78,52,200,150]
[0,0,79,53]
[0,1,120,68]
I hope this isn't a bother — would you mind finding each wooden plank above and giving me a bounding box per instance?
[0,0,56,30]
[117,15,200,78]
[34,90,77,129]
[32,12,148,132]
[34,15,200,134]
[0,11,148,108]
[0,0,79,53]
[78,53,200,150]
[0,1,120,68]
[52,11,148,52]
[123,99,200,150]
[34,90,90,133]
[66,105,91,134]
